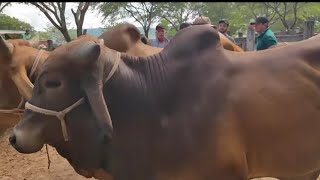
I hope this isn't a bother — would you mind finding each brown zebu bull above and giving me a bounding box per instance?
[9,26,320,180]
[0,24,246,179]
[0,23,158,180]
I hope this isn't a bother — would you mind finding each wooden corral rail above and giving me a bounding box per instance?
[0,30,25,40]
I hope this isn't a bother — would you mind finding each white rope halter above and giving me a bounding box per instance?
[30,49,44,80]
[25,98,85,141]
[25,52,121,141]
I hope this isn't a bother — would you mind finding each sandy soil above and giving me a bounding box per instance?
[0,114,94,180]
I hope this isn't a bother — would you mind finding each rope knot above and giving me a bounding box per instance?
[57,112,65,120]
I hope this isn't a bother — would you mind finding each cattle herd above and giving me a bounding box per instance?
[1,23,320,180]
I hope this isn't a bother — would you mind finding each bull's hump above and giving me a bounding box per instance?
[164,26,220,59]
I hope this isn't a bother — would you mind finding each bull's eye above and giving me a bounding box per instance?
[45,80,61,88]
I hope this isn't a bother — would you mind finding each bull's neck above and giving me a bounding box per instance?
[102,49,193,122]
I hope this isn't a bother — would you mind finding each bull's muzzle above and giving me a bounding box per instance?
[9,126,44,154]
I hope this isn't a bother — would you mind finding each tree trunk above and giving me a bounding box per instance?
[144,27,149,38]
[77,26,83,37]
[61,28,72,42]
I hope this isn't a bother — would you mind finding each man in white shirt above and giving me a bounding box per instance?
[150,24,170,48]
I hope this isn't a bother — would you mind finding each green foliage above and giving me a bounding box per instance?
[0,13,33,30]
[300,3,320,22]
[95,2,171,37]
[159,18,176,39]
[94,2,320,37]
[37,31,49,40]
[94,2,125,26]
[160,2,203,31]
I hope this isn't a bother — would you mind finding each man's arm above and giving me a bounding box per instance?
[268,45,277,49]
[265,36,277,49]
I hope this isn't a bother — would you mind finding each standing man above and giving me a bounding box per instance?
[150,24,170,48]
[254,16,278,51]
[21,29,32,40]
[218,19,235,43]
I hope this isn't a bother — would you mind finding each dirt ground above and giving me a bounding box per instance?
[0,114,94,180]
[0,114,318,180]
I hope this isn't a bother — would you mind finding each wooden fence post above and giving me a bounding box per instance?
[246,24,255,51]
[47,40,53,51]
[303,20,315,40]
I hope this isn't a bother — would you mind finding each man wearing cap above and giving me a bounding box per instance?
[254,16,278,51]
[218,19,235,43]
[150,24,170,48]
[21,29,32,40]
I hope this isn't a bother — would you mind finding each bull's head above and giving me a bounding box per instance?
[9,36,115,178]
[0,37,43,100]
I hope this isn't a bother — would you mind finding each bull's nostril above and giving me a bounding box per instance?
[9,135,16,145]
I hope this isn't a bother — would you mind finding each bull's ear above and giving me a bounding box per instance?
[0,37,14,65]
[72,41,101,67]
[80,39,113,140]
[82,77,113,141]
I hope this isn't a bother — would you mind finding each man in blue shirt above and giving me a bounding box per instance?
[150,24,170,48]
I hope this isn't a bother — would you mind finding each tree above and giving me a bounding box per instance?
[160,2,204,31]
[263,2,306,30]
[0,2,10,13]
[202,3,242,35]
[95,2,166,38]
[37,31,49,40]
[71,2,90,37]
[43,24,68,44]
[235,3,278,25]
[29,2,90,42]
[158,18,176,39]
[0,14,33,30]
[299,3,320,22]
